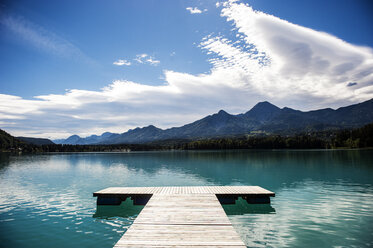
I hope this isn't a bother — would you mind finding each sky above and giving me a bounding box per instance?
[0,0,373,139]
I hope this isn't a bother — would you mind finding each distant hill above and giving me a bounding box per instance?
[0,130,56,151]
[54,132,118,145]
[17,137,55,145]
[0,129,25,150]
[54,98,373,145]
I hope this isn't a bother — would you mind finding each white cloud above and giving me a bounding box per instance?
[186,7,207,14]
[146,57,160,65]
[113,59,131,66]
[0,68,259,138]
[203,0,373,105]
[134,53,148,63]
[134,53,160,66]
[0,0,372,139]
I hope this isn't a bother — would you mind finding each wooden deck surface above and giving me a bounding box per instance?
[94,185,274,196]
[94,186,274,248]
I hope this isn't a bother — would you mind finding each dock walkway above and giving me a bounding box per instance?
[93,186,275,248]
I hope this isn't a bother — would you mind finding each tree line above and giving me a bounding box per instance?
[182,123,373,150]
[1,123,373,153]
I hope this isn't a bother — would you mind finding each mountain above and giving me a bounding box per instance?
[105,125,163,144]
[55,98,373,145]
[17,137,54,145]
[243,101,281,122]
[54,135,81,145]
[255,99,373,133]
[54,132,118,145]
[163,110,247,138]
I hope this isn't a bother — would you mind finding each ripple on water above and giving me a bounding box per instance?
[1,151,373,248]
[226,180,373,247]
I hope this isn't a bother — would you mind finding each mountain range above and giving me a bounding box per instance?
[54,99,373,145]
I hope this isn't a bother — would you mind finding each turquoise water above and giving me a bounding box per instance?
[0,150,372,247]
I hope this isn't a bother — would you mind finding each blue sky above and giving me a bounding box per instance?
[0,0,373,138]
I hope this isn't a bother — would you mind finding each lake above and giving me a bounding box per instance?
[0,150,372,247]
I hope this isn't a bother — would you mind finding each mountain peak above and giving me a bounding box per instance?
[61,134,81,145]
[251,101,279,110]
[217,109,229,115]
[244,101,281,122]
[127,125,160,133]
[141,125,161,131]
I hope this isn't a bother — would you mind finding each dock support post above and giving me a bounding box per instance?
[131,195,152,205]
[217,195,238,204]
[97,195,127,205]
[243,195,271,204]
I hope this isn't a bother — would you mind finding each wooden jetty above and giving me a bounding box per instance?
[93,186,275,248]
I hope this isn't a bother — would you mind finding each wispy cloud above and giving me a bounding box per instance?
[134,53,160,66]
[0,0,372,139]
[186,7,207,14]
[113,59,131,66]
[0,14,91,62]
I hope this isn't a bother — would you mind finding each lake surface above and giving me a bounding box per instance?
[0,150,372,248]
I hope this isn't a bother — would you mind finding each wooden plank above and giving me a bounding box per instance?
[133,194,232,226]
[113,194,246,248]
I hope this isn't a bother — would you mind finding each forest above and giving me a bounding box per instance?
[1,123,372,153]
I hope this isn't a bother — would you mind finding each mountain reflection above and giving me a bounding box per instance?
[2,150,373,193]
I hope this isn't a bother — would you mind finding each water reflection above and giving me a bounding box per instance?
[2,150,373,191]
[93,200,144,219]
[223,198,276,215]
